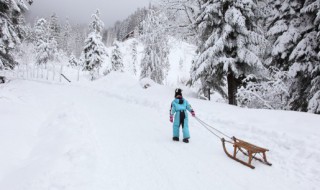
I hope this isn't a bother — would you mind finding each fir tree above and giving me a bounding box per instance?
[74,24,86,57]
[34,18,58,66]
[111,42,124,72]
[61,18,72,55]
[131,40,138,75]
[265,0,320,113]
[81,10,108,80]
[0,0,33,70]
[69,53,79,67]
[48,13,61,47]
[34,18,48,42]
[89,9,104,34]
[140,10,170,84]
[191,0,267,105]
[82,33,107,80]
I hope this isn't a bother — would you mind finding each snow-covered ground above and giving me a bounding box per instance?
[1,72,319,190]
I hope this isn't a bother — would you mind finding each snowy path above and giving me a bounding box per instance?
[1,74,319,190]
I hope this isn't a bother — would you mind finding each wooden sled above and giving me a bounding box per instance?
[221,137,272,169]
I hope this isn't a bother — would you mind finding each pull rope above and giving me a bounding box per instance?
[194,116,233,140]
[195,118,222,140]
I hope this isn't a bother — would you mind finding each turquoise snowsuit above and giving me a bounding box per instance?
[170,98,193,139]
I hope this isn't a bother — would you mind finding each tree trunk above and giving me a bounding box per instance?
[227,68,237,105]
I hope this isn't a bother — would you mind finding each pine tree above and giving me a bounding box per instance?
[111,42,124,72]
[81,10,108,80]
[0,0,33,70]
[140,10,170,84]
[35,37,58,66]
[34,18,58,66]
[68,53,79,67]
[265,0,320,113]
[119,20,129,41]
[34,18,48,42]
[61,18,72,55]
[89,9,104,34]
[48,13,61,48]
[131,40,138,75]
[301,0,320,114]
[74,24,86,57]
[159,0,200,42]
[191,0,267,105]
[82,33,107,79]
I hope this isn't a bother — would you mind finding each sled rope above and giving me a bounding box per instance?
[194,116,232,140]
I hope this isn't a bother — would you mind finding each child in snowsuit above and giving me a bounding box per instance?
[170,89,195,143]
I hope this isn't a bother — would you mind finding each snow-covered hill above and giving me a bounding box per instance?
[0,73,319,190]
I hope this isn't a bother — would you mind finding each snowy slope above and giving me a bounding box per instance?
[0,73,320,190]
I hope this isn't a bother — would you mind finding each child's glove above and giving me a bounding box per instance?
[170,115,173,123]
[191,110,196,117]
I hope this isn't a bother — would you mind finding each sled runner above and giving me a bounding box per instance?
[194,117,272,169]
[222,137,272,169]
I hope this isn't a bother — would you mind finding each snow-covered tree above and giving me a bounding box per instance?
[159,0,200,43]
[68,53,79,67]
[48,13,61,46]
[131,40,138,75]
[82,33,107,80]
[308,69,320,114]
[0,0,33,70]
[34,18,48,42]
[190,0,268,105]
[82,10,108,80]
[89,9,104,34]
[264,0,320,113]
[35,37,58,66]
[34,18,58,66]
[61,18,72,55]
[74,24,87,57]
[119,21,129,41]
[104,7,148,45]
[111,42,124,72]
[140,10,170,84]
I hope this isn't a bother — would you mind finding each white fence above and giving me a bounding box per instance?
[0,64,82,83]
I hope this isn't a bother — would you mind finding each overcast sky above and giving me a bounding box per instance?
[26,0,151,27]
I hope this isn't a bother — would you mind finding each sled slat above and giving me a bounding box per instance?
[222,137,272,169]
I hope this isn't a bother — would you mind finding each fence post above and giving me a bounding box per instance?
[26,64,28,79]
[41,65,44,79]
[53,64,55,81]
[77,66,80,82]
[59,65,63,82]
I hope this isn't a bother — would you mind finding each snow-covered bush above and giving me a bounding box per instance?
[68,54,79,67]
[140,77,156,89]
[237,68,290,110]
